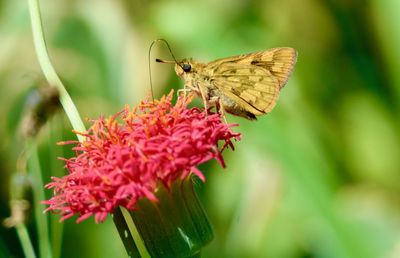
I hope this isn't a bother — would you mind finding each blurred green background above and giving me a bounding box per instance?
[1,0,400,257]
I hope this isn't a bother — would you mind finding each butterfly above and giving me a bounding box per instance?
[157,47,297,120]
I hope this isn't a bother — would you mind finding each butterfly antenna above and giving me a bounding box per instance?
[149,39,182,101]
[153,39,184,69]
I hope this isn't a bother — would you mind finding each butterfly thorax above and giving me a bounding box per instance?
[174,58,260,119]
[174,59,218,102]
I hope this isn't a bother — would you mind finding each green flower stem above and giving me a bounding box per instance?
[121,208,151,258]
[15,224,37,258]
[112,208,144,258]
[28,140,51,258]
[27,0,86,140]
[8,171,36,258]
[26,0,83,255]
[49,120,64,258]
[128,177,213,258]
[49,190,63,258]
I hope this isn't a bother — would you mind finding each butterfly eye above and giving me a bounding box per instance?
[182,63,191,72]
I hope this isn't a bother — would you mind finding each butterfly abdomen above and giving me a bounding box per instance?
[220,94,258,120]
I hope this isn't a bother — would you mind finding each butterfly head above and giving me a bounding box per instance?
[174,59,194,78]
[156,57,202,97]
[156,58,196,79]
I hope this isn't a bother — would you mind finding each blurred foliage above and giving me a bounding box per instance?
[1,0,400,257]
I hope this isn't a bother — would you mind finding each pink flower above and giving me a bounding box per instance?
[43,91,240,223]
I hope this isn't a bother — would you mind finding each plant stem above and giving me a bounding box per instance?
[26,1,151,257]
[28,140,51,258]
[121,208,151,258]
[27,0,86,140]
[49,119,64,258]
[26,1,84,255]
[15,224,37,258]
[112,208,143,258]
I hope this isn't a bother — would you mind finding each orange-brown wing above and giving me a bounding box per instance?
[207,47,297,89]
[210,64,280,115]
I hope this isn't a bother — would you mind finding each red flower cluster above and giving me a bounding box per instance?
[44,91,240,223]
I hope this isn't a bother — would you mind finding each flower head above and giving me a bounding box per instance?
[44,91,240,223]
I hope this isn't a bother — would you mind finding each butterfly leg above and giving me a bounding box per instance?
[217,99,228,124]
[177,87,191,98]
[198,86,209,117]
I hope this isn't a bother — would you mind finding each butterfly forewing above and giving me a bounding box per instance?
[235,47,297,88]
